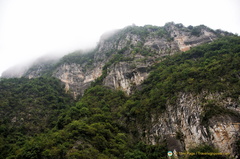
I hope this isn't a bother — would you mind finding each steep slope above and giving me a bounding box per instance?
[0,77,72,133]
[2,22,232,98]
[51,23,233,98]
[1,23,239,158]
[121,36,240,158]
[0,77,73,158]
[1,36,239,159]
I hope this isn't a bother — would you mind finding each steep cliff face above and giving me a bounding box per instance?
[96,23,230,96]
[2,23,231,97]
[165,23,218,52]
[103,62,149,95]
[146,91,240,157]
[1,23,239,158]
[53,62,103,98]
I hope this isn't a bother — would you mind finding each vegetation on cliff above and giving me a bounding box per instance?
[0,34,239,158]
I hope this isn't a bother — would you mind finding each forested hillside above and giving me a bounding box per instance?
[0,35,239,158]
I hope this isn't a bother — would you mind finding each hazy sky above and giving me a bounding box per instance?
[0,0,239,76]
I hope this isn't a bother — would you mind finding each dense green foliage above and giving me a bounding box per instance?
[0,77,72,158]
[147,36,240,93]
[122,36,240,125]
[0,85,166,158]
[0,36,239,158]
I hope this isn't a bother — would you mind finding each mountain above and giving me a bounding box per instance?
[0,22,239,158]
[2,22,233,98]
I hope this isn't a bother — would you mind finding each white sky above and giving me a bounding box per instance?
[0,0,240,76]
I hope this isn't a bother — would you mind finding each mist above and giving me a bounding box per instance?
[0,0,240,77]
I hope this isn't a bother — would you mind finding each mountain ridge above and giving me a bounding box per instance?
[0,22,239,158]
[2,22,233,98]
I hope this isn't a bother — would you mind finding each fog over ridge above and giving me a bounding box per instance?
[0,0,239,77]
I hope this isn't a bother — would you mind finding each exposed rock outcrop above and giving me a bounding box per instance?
[146,92,240,157]
[103,62,149,95]
[1,23,232,97]
[53,62,103,98]
[1,22,238,157]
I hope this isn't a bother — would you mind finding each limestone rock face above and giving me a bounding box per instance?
[1,23,238,157]
[1,23,232,97]
[53,62,103,98]
[146,92,240,157]
[165,23,218,52]
[103,62,148,95]
[209,116,239,155]
[96,23,229,97]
